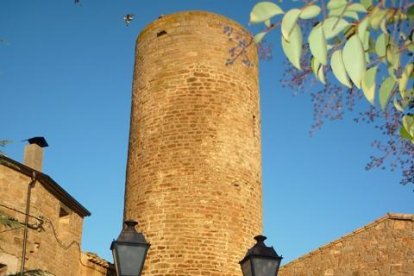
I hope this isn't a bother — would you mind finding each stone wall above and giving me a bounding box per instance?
[124,11,262,276]
[0,161,113,276]
[0,164,82,275]
[279,213,414,276]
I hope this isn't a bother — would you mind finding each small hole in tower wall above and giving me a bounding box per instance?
[157,30,167,37]
[232,182,241,189]
[252,115,257,137]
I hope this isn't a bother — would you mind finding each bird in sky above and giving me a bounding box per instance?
[123,14,134,26]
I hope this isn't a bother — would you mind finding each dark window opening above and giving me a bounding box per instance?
[59,207,70,218]
[157,30,167,37]
[58,205,71,237]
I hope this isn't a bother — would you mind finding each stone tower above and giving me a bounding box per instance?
[124,11,262,275]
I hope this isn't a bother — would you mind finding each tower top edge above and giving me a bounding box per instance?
[137,10,252,42]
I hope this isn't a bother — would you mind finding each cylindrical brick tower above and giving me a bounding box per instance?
[124,11,262,276]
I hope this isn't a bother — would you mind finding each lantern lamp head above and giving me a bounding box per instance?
[239,235,283,276]
[110,220,150,276]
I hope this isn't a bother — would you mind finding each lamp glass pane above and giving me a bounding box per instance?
[241,259,253,276]
[252,258,279,276]
[116,244,147,275]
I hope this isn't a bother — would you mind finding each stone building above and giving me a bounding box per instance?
[0,138,113,276]
[124,10,261,276]
[279,213,414,276]
[2,10,413,276]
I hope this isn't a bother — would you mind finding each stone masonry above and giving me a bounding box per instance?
[279,213,414,276]
[124,11,262,276]
[0,154,114,276]
[0,160,84,275]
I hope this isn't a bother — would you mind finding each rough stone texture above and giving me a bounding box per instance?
[0,164,82,275]
[279,213,414,276]
[81,252,114,276]
[0,160,113,276]
[23,144,44,172]
[124,11,262,276]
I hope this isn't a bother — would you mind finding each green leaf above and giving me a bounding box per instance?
[375,33,388,59]
[327,0,347,10]
[402,114,414,137]
[361,0,373,9]
[362,30,370,52]
[358,18,370,55]
[370,8,387,29]
[393,97,404,112]
[299,5,321,19]
[400,88,414,104]
[311,57,321,77]
[254,32,267,44]
[264,19,271,27]
[322,17,350,39]
[407,5,414,20]
[386,42,400,70]
[317,65,326,84]
[343,11,360,20]
[399,63,414,96]
[380,17,388,34]
[281,9,301,40]
[379,77,396,110]
[309,23,327,64]
[329,5,347,17]
[0,213,21,229]
[281,24,303,70]
[343,35,366,89]
[361,66,378,105]
[311,57,325,84]
[331,50,352,88]
[400,125,413,140]
[250,2,284,24]
[357,18,369,41]
[348,3,367,13]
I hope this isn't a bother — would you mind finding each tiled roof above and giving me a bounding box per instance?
[84,252,114,270]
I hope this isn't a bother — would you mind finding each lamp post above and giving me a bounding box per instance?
[110,220,150,276]
[239,235,283,276]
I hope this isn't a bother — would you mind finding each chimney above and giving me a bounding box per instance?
[24,137,48,171]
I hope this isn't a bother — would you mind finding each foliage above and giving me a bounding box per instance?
[250,0,414,185]
[0,140,11,155]
[251,0,414,140]
[0,212,22,229]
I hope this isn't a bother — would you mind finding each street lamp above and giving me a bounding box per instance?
[110,220,150,276]
[239,235,283,276]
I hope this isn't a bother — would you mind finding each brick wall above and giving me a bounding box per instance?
[124,11,262,276]
[279,214,414,276]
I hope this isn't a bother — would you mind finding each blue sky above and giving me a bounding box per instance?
[1,0,413,265]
